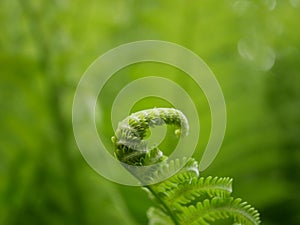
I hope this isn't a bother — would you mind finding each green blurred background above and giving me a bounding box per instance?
[1,0,300,224]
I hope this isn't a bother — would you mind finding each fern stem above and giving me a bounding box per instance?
[146,185,180,225]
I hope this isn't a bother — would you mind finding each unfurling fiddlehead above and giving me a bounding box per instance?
[112,108,189,166]
[112,108,261,225]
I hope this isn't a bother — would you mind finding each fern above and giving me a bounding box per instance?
[112,108,261,225]
[178,197,260,225]
[152,174,233,206]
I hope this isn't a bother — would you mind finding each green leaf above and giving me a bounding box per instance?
[178,197,261,225]
[163,176,233,206]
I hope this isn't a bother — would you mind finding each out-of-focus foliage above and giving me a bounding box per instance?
[0,0,299,225]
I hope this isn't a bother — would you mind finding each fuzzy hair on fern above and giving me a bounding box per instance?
[112,108,261,225]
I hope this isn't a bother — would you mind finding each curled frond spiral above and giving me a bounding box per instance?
[112,108,189,166]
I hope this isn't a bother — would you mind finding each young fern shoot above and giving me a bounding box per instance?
[112,108,189,166]
[112,108,261,225]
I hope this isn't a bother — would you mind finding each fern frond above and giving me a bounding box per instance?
[178,197,261,225]
[147,157,198,183]
[112,108,188,166]
[112,108,261,225]
[147,158,231,205]
[154,176,233,206]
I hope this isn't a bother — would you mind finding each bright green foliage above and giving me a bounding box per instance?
[2,1,299,224]
[113,108,261,225]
